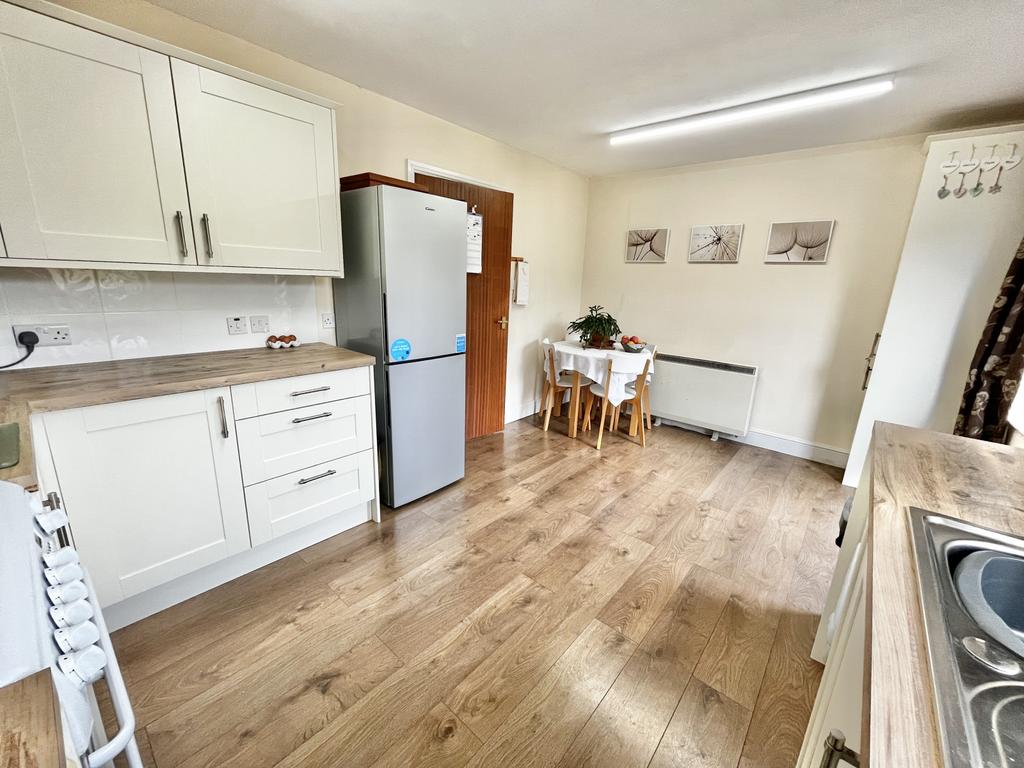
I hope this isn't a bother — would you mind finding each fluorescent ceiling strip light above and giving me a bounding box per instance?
[609,75,894,146]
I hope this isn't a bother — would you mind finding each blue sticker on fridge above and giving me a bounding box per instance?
[390,338,411,361]
[455,334,467,353]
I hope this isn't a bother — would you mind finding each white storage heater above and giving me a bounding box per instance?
[648,354,758,438]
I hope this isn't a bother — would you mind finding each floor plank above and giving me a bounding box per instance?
[649,677,752,768]
[108,415,846,768]
[464,619,636,768]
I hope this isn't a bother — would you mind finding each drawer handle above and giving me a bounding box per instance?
[291,385,331,397]
[292,411,332,424]
[298,469,336,485]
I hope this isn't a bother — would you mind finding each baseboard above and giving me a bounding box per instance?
[659,418,849,468]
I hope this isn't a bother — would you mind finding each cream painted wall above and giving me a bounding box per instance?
[582,138,926,455]
[43,0,589,422]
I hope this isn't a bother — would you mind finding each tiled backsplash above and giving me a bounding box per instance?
[0,269,322,369]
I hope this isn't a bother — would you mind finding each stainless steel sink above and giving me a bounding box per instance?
[910,508,1024,767]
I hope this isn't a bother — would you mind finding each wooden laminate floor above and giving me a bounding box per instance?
[103,415,847,768]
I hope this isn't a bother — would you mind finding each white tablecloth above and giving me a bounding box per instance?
[548,340,654,406]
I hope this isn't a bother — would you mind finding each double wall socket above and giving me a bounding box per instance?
[13,324,71,347]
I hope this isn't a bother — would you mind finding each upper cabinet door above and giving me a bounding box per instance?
[172,61,342,272]
[0,4,195,264]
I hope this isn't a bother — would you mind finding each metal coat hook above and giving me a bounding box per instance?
[470,204,478,215]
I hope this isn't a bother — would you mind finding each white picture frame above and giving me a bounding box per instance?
[688,224,744,263]
[765,220,835,263]
[625,228,670,263]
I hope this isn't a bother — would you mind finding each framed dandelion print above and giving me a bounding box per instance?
[625,228,669,263]
[688,224,743,263]
[765,220,835,263]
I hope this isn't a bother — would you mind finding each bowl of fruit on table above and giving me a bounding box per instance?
[620,335,647,353]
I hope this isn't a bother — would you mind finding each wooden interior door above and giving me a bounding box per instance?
[415,173,513,440]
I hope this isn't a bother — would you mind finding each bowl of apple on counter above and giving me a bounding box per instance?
[620,335,647,353]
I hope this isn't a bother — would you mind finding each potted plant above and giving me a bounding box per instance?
[567,305,622,349]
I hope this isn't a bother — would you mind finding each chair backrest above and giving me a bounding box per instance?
[633,358,652,396]
[538,337,552,363]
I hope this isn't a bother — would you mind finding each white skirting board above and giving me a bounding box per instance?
[658,418,849,469]
[101,501,372,630]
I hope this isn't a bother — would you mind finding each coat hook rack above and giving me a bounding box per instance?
[937,142,1019,199]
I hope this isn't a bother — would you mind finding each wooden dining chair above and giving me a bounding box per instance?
[538,338,590,432]
[623,357,653,446]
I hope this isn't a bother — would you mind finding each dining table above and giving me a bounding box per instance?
[547,340,655,439]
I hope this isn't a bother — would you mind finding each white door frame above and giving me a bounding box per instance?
[406,160,511,193]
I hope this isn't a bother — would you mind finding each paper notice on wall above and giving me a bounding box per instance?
[467,213,483,273]
[513,261,529,305]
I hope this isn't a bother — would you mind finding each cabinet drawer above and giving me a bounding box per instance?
[232,367,370,418]
[244,451,375,546]
[236,396,372,485]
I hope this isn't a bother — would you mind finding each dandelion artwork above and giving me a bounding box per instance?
[625,228,669,263]
[688,224,743,263]
[765,220,835,263]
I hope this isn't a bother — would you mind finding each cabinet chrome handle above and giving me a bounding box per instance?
[292,411,332,424]
[290,385,331,397]
[820,729,860,768]
[201,213,214,260]
[174,211,189,259]
[298,469,336,485]
[216,396,230,438]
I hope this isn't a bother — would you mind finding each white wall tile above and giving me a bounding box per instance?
[107,311,183,360]
[1,269,102,314]
[0,269,320,368]
[8,313,111,368]
[98,271,177,312]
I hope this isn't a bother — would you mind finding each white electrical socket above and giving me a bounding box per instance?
[13,324,71,347]
[226,316,248,335]
[320,312,335,329]
[250,315,270,334]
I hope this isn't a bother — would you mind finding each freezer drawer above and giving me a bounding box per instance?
[244,451,375,546]
[236,396,373,485]
[385,354,465,507]
[231,367,370,418]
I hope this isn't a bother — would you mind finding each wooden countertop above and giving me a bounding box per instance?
[0,343,375,489]
[869,422,1024,767]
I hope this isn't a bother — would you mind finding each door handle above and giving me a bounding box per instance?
[496,316,509,330]
[174,211,189,259]
[861,332,881,391]
[201,213,214,260]
[292,411,332,424]
[216,396,230,438]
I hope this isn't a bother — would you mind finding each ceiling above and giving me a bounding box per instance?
[147,0,1024,176]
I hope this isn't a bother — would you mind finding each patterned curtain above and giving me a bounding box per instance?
[956,235,1024,442]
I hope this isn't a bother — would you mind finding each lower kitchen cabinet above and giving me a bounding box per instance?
[41,389,249,606]
[244,450,375,547]
[35,366,379,614]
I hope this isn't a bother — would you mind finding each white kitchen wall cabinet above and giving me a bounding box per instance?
[0,2,195,266]
[0,2,343,277]
[41,389,249,606]
[172,61,341,272]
